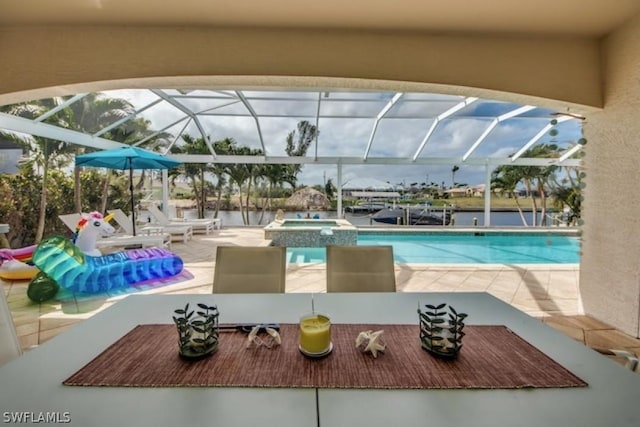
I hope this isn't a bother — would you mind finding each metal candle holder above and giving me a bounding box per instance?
[173,303,220,360]
[418,303,467,358]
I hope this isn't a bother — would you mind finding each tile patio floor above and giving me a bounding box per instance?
[3,227,639,368]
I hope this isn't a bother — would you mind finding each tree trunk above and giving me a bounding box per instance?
[245,179,252,225]
[99,171,111,213]
[35,160,49,243]
[74,166,82,213]
[539,185,547,226]
[529,193,538,227]
[190,176,201,217]
[236,181,247,225]
[200,169,206,218]
[214,184,222,218]
[258,182,272,224]
[523,180,537,227]
[511,190,528,226]
[135,169,146,190]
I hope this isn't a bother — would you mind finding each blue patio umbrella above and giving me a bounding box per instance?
[75,146,181,236]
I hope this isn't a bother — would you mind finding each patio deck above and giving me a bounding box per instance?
[2,227,639,367]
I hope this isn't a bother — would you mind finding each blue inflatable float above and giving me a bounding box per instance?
[31,236,184,294]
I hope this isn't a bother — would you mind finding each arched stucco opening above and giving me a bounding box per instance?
[1,13,639,338]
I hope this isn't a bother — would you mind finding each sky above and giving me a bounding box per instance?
[98,89,584,189]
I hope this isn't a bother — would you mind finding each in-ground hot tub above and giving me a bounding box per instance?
[264,218,357,247]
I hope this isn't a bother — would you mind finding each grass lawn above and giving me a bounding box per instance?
[435,196,553,209]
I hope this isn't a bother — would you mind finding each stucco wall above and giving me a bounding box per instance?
[0,26,600,109]
[581,14,640,337]
[2,20,639,335]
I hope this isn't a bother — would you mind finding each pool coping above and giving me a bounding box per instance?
[356,226,581,236]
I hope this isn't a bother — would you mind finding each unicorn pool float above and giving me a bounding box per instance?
[26,211,184,302]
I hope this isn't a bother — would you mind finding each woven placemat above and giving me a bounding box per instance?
[63,324,587,389]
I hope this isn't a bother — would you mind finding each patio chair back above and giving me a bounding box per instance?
[107,209,134,234]
[148,203,216,234]
[326,245,396,292]
[213,246,286,293]
[146,203,172,226]
[58,213,82,232]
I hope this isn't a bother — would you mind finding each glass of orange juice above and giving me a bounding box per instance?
[299,313,332,356]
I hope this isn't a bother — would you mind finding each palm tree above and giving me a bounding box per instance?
[103,116,168,214]
[549,166,583,226]
[1,99,76,242]
[519,144,559,225]
[285,120,318,186]
[451,165,460,188]
[60,93,136,212]
[171,134,215,218]
[210,138,235,218]
[491,165,529,226]
[492,144,562,226]
[226,145,264,225]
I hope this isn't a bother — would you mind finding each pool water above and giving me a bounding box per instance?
[286,233,580,264]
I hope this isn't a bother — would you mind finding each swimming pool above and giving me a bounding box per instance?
[286,232,580,264]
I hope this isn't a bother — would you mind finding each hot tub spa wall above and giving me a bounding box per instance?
[265,228,357,247]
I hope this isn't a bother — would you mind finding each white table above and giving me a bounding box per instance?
[1,292,639,426]
[313,292,640,427]
[0,294,316,427]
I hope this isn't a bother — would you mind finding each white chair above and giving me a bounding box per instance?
[58,213,83,232]
[213,246,286,293]
[326,245,396,292]
[594,348,640,373]
[0,285,21,366]
[108,209,193,244]
[147,203,216,235]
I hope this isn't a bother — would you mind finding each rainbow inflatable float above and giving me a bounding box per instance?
[0,245,39,280]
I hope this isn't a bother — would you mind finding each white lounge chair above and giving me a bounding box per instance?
[108,209,193,244]
[95,234,171,250]
[147,203,216,235]
[58,213,171,250]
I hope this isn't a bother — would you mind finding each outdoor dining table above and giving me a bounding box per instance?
[1,292,639,426]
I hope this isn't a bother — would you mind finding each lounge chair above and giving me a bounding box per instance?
[58,213,171,250]
[212,246,286,293]
[108,209,193,244]
[147,203,217,235]
[326,245,396,292]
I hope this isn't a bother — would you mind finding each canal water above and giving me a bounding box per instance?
[187,210,560,227]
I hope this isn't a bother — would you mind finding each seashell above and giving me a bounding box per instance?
[355,330,386,358]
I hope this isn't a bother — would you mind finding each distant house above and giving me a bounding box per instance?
[444,184,486,198]
[349,191,401,200]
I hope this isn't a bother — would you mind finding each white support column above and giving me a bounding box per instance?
[484,163,493,226]
[336,162,343,219]
[162,169,169,217]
